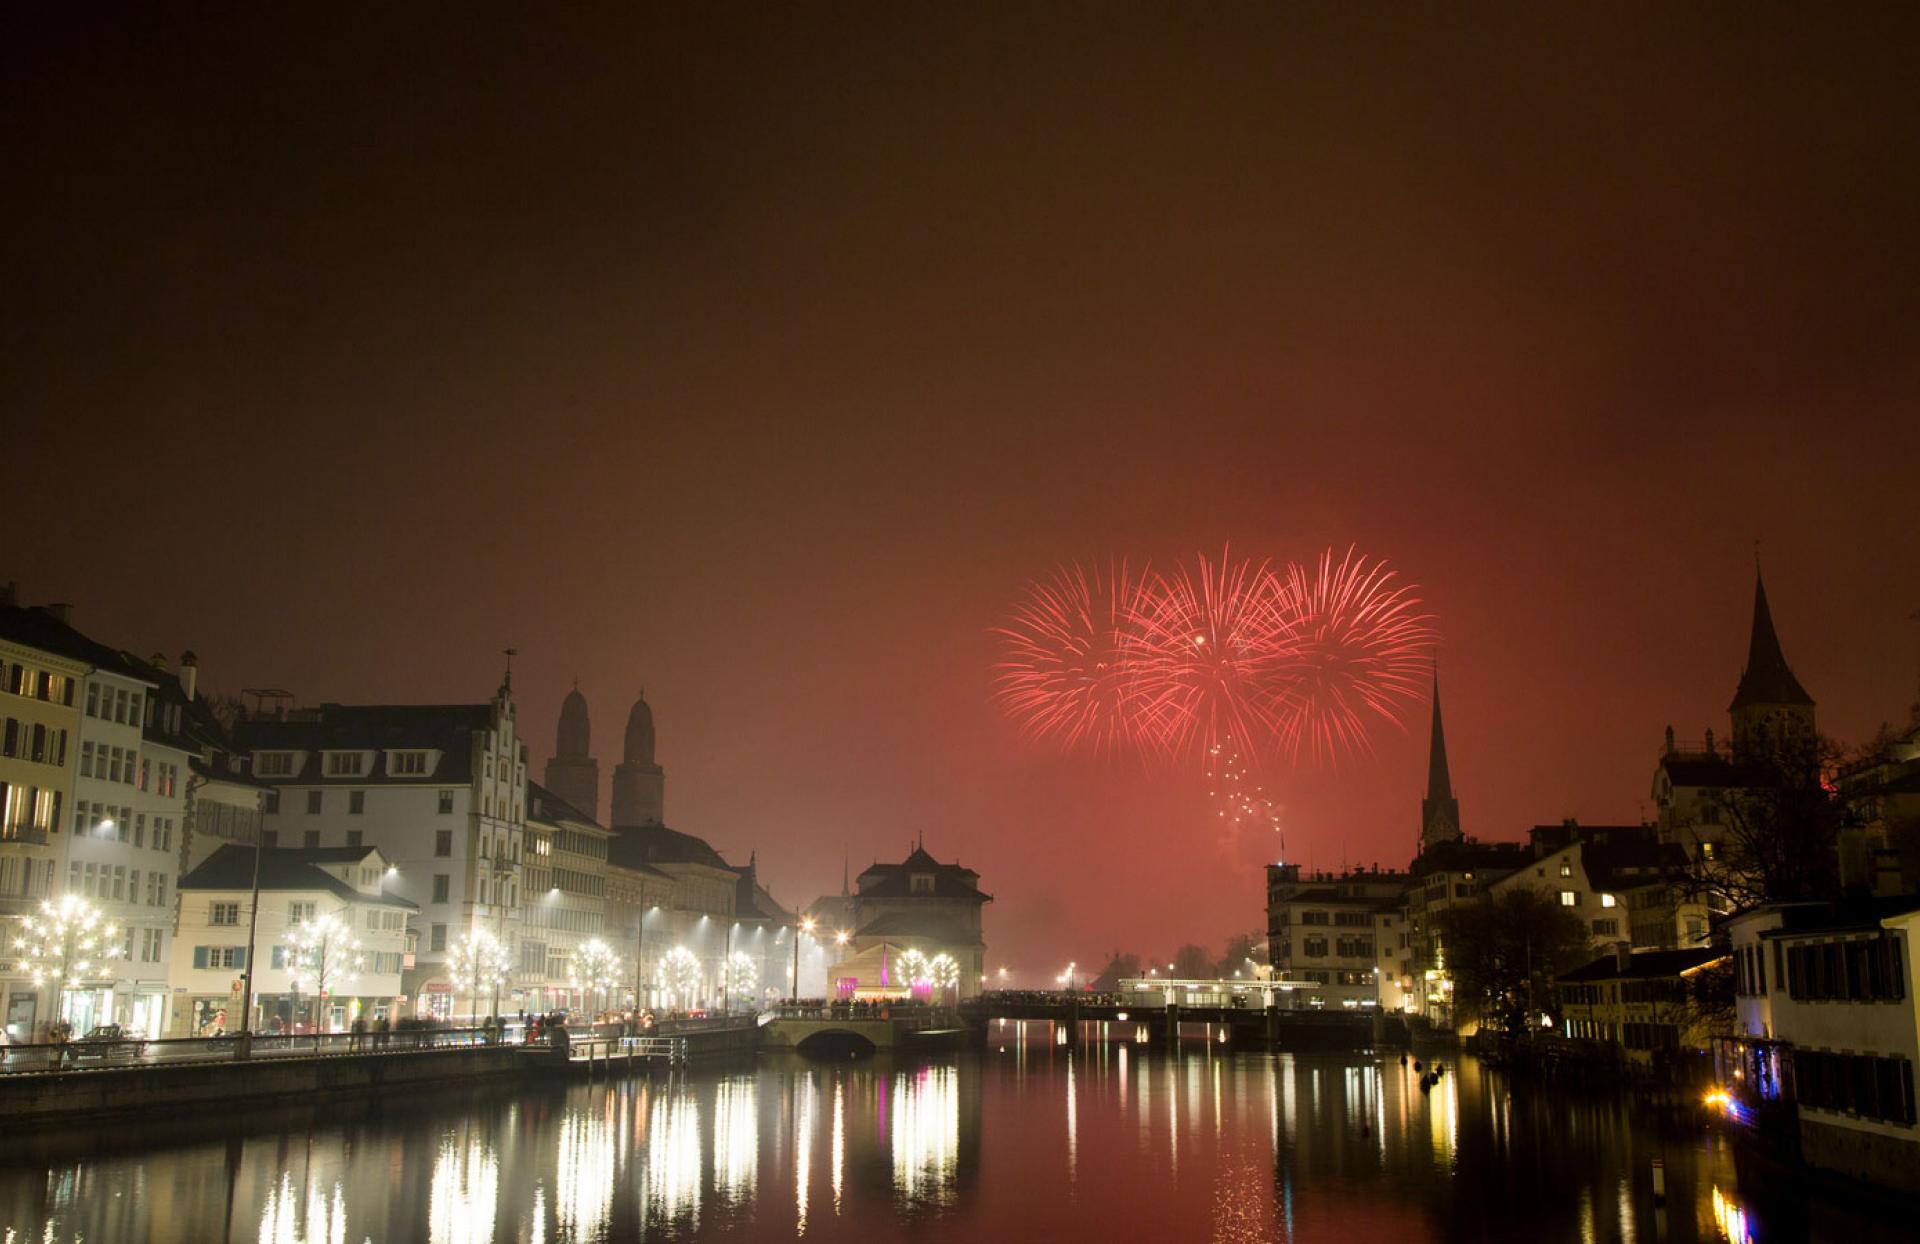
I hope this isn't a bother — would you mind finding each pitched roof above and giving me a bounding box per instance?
[1729,571,1814,711]
[1755,893,1920,939]
[606,823,729,870]
[235,704,494,785]
[178,845,418,909]
[856,846,991,902]
[854,912,982,944]
[1410,838,1529,878]
[1558,947,1725,983]
[1581,842,1689,892]
[526,780,604,829]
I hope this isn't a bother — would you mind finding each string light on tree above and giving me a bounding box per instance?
[12,894,124,1013]
[656,946,700,1006]
[718,950,758,997]
[567,938,624,1012]
[287,912,365,1034]
[448,930,511,1023]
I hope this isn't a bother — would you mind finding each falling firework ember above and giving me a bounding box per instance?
[992,545,1437,767]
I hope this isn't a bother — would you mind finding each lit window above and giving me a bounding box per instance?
[1558,891,1578,907]
[1600,894,1616,908]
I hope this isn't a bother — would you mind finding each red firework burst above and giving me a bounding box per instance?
[1271,546,1436,763]
[1125,549,1299,759]
[990,562,1160,755]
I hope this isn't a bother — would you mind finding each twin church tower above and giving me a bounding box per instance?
[542,686,664,829]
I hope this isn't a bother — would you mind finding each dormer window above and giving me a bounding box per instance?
[256,752,296,777]
[911,874,934,895]
[325,751,367,777]
[390,750,430,776]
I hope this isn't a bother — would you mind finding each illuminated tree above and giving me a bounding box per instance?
[11,894,123,1031]
[655,946,700,1008]
[718,950,757,1000]
[894,948,930,993]
[286,911,365,1034]
[927,953,960,1003]
[567,938,624,1013]
[448,930,511,1023]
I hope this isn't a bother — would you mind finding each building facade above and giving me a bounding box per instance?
[237,681,529,1021]
[172,845,415,1035]
[1264,863,1408,1010]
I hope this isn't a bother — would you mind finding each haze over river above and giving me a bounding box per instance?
[0,1026,1901,1242]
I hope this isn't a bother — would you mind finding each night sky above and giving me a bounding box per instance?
[7,6,1918,976]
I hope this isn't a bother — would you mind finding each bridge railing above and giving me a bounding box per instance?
[0,1025,503,1076]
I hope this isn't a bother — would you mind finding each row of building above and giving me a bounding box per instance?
[1,592,990,1040]
[1261,568,1920,1191]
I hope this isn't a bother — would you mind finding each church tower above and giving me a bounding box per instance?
[543,684,599,821]
[1420,673,1463,850]
[1728,567,1817,764]
[610,692,666,828]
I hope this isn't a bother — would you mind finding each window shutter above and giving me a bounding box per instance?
[193,946,208,969]
[234,947,247,968]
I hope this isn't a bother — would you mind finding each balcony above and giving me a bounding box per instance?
[0,827,50,846]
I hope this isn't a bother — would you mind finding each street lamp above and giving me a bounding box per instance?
[791,917,815,1003]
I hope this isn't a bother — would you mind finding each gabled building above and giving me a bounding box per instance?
[1491,826,1703,951]
[817,843,991,1001]
[235,679,529,1021]
[171,844,416,1035]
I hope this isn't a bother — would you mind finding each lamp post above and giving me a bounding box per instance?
[791,917,815,1003]
[235,827,265,1060]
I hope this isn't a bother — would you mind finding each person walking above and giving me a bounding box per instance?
[350,1015,368,1053]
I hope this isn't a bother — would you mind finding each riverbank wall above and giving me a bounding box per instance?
[0,1046,527,1123]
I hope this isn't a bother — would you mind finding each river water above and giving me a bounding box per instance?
[0,1025,1904,1243]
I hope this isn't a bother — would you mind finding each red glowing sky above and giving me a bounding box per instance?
[7,8,1919,975]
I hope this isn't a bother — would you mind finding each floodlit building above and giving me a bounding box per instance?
[818,843,991,1001]
[172,845,415,1034]
[236,678,530,1021]
[521,781,611,1012]
[1264,863,1408,1010]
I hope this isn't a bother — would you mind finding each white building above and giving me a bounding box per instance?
[236,680,529,1021]
[1721,897,1920,1197]
[172,845,414,1035]
[1489,827,1703,953]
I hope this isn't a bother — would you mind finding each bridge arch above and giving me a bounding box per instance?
[793,1028,879,1058]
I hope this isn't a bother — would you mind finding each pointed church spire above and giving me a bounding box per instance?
[1426,671,1453,802]
[1730,567,1814,710]
[1419,668,1462,851]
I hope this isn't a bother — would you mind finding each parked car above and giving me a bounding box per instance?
[68,1023,146,1061]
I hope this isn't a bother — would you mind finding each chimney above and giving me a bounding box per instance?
[180,651,199,700]
[1613,941,1631,972]
[150,652,169,670]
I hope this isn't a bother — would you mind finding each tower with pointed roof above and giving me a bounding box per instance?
[1420,673,1463,850]
[543,684,599,822]
[1729,567,1816,762]
[610,692,665,829]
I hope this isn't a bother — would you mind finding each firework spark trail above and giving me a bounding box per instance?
[1272,546,1437,763]
[989,561,1162,756]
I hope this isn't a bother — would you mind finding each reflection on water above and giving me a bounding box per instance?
[429,1134,498,1244]
[890,1064,959,1209]
[0,1037,1910,1243]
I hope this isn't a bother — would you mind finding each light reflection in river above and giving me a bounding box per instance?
[428,1134,497,1244]
[645,1088,703,1230]
[889,1064,959,1209]
[711,1077,757,1204]
[2,1046,1911,1243]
